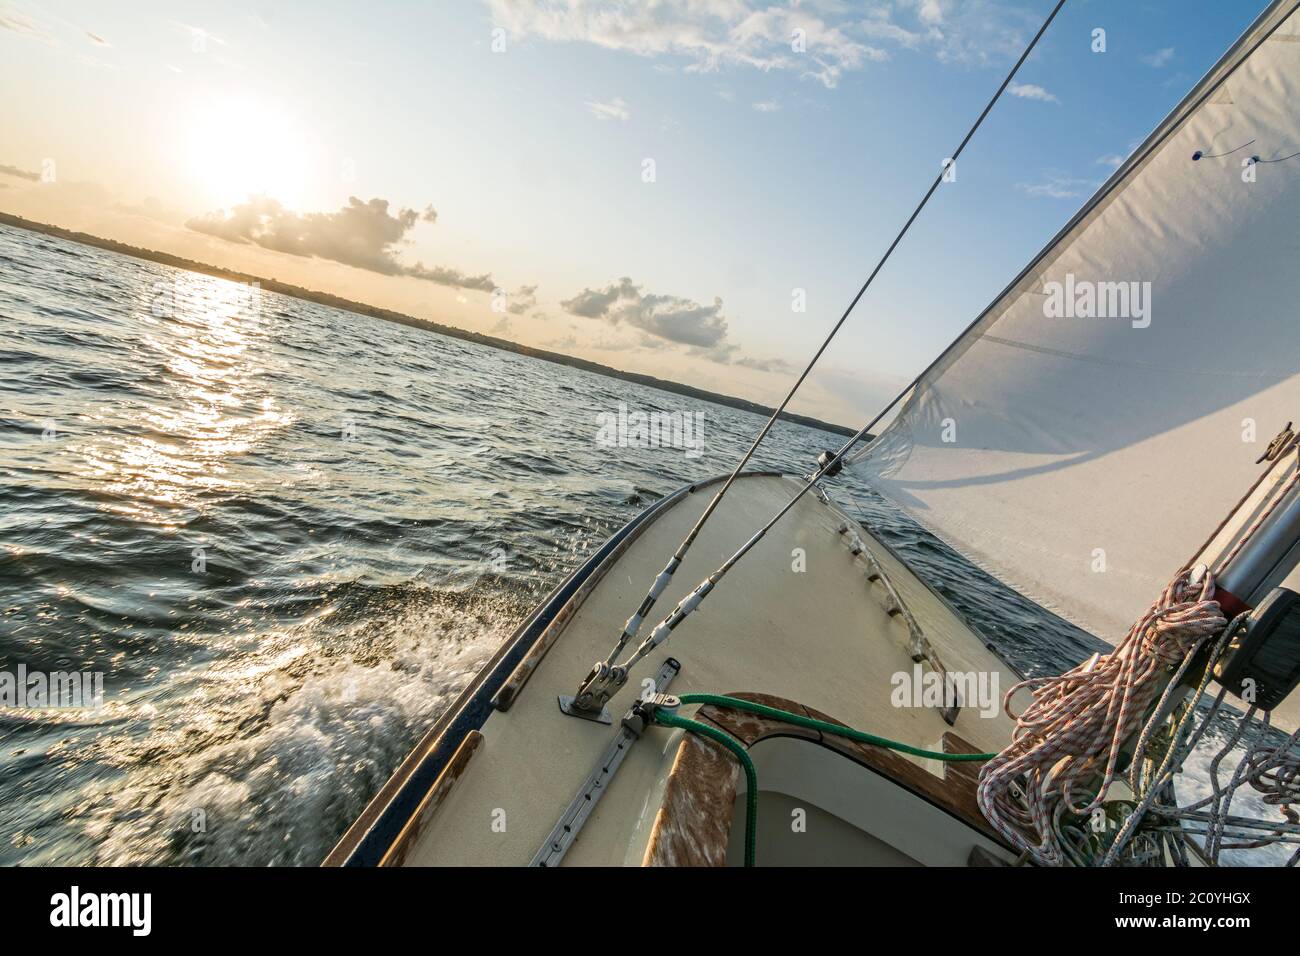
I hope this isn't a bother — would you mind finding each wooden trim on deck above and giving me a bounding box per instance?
[379,731,483,867]
[643,692,1006,866]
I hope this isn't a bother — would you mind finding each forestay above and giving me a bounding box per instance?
[851,0,1300,643]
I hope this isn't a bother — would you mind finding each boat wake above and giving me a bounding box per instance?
[18,582,518,867]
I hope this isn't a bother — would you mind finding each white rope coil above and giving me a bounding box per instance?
[976,568,1227,866]
[977,452,1300,866]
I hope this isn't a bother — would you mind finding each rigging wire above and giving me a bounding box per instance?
[604,0,1300,684]
[588,0,1072,684]
[1254,149,1300,164]
[1192,139,1255,160]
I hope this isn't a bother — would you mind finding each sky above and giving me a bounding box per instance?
[0,0,1274,425]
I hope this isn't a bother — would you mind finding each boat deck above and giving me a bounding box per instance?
[336,474,1029,866]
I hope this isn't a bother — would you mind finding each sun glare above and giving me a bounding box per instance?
[185,96,313,209]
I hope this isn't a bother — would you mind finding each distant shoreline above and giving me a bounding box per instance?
[0,211,862,439]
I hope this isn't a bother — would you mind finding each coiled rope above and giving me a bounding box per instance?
[977,567,1228,866]
[979,449,1300,866]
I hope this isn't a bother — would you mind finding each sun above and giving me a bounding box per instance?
[185,95,313,209]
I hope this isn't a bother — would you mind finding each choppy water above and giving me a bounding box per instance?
[0,223,1286,865]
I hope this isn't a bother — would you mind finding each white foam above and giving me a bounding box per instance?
[74,587,513,865]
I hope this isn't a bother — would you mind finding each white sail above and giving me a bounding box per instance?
[852,0,1300,644]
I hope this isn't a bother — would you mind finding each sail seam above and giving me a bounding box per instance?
[978,334,1285,379]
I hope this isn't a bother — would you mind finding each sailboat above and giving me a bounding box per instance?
[326,0,1300,867]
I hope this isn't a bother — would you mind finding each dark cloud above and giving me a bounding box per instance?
[0,163,41,182]
[506,284,538,314]
[188,195,417,273]
[563,277,634,319]
[696,341,794,373]
[734,353,796,373]
[407,262,495,292]
[186,195,498,292]
[560,276,728,348]
[560,276,794,372]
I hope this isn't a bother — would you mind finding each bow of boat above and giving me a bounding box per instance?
[326,473,1029,867]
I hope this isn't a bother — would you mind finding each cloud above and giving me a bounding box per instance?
[186,195,499,292]
[505,284,538,314]
[169,20,226,47]
[1015,172,1097,200]
[916,0,945,26]
[1095,153,1125,168]
[894,0,1042,66]
[560,275,793,372]
[406,262,497,291]
[486,0,890,89]
[0,9,54,44]
[545,332,579,350]
[188,195,420,272]
[1142,47,1174,68]
[585,96,630,121]
[859,9,923,48]
[752,99,780,112]
[487,1,1040,85]
[0,163,41,182]
[732,353,795,373]
[1008,82,1058,104]
[562,276,729,348]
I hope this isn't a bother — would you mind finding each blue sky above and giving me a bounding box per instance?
[0,0,1273,423]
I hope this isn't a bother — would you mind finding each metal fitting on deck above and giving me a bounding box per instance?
[560,661,630,724]
[625,693,681,735]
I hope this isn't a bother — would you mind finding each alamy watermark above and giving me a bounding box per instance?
[596,402,704,459]
[890,663,1000,719]
[1,665,104,710]
[149,277,261,320]
[50,886,151,936]
[1043,273,1151,328]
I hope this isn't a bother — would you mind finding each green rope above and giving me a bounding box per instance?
[677,694,997,761]
[652,711,759,867]
[651,694,998,868]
